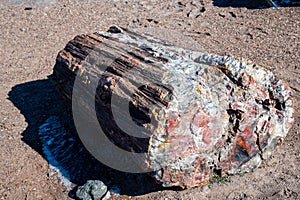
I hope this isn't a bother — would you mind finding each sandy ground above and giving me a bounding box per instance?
[0,0,299,199]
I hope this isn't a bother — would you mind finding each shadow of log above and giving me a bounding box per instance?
[213,0,271,9]
[8,76,168,197]
[8,77,64,154]
[213,0,300,9]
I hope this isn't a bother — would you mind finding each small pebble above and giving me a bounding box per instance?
[76,180,107,200]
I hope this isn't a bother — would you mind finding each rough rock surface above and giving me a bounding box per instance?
[53,25,294,189]
[76,180,108,200]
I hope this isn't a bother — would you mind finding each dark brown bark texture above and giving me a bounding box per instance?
[53,26,294,188]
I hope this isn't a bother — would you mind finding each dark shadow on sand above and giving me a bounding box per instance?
[8,76,172,197]
[213,0,299,9]
[213,0,272,9]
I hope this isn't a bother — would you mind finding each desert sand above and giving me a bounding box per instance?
[0,0,299,199]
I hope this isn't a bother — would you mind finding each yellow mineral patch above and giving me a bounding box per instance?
[195,85,201,94]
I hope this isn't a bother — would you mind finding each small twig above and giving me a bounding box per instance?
[290,86,300,93]
[265,0,279,8]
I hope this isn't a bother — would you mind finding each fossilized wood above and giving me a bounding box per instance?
[53,25,294,188]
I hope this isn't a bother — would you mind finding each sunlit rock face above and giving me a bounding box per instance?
[147,52,294,188]
[53,26,294,189]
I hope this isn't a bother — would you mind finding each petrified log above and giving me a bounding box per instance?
[53,25,294,188]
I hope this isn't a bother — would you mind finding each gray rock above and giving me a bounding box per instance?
[76,180,108,200]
